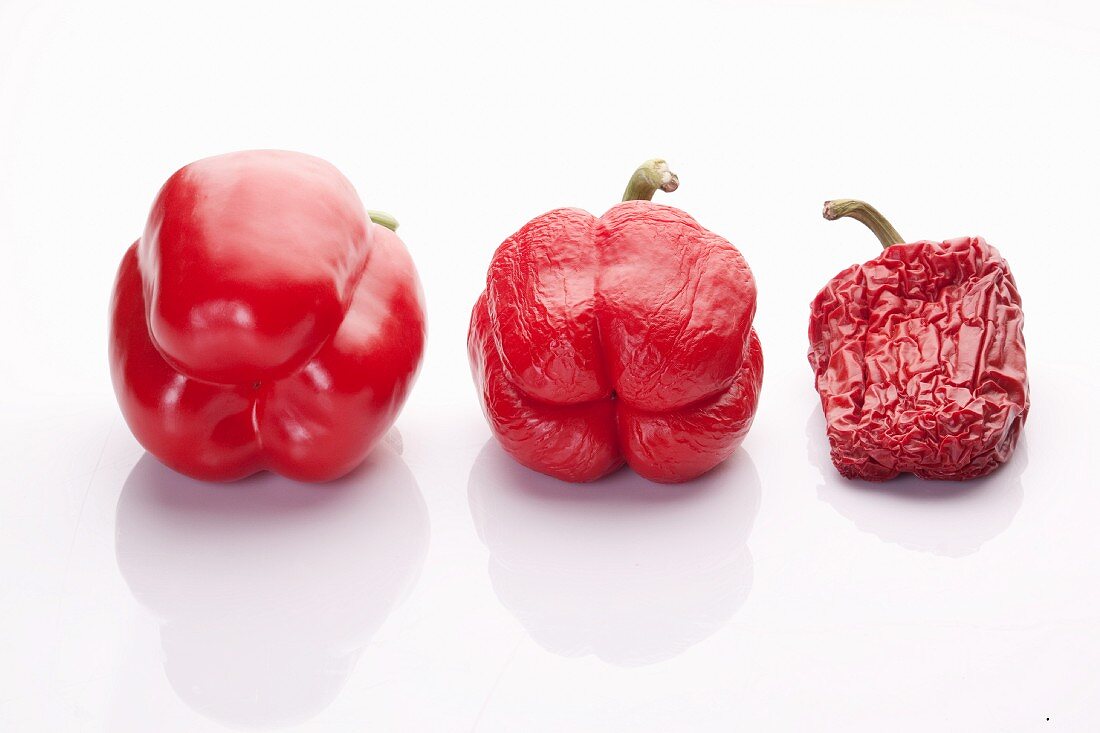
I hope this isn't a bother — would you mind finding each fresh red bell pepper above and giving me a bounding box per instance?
[468,160,762,483]
[110,150,425,482]
[809,199,1029,481]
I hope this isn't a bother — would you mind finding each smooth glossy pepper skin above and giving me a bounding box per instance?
[109,150,425,482]
[468,162,762,484]
[809,201,1028,481]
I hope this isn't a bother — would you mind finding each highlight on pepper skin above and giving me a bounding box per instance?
[809,199,1029,482]
[468,159,763,484]
[109,150,426,482]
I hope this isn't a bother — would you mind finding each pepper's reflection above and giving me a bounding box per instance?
[468,441,760,667]
[114,436,428,730]
[808,408,1027,557]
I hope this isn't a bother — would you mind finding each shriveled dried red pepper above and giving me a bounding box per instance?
[808,200,1028,481]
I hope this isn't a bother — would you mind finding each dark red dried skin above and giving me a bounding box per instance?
[808,237,1029,481]
[469,201,762,484]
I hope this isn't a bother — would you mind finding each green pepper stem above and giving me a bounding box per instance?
[622,159,679,202]
[368,210,399,232]
[822,199,904,249]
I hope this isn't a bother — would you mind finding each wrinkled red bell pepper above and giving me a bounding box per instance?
[809,199,1028,481]
[468,160,762,484]
[110,150,425,482]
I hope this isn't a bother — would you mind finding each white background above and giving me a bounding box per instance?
[2,1,1099,730]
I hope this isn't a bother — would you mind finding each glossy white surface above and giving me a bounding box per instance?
[2,1,1099,730]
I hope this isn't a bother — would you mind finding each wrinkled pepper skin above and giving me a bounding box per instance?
[109,150,425,482]
[468,163,762,484]
[809,202,1028,481]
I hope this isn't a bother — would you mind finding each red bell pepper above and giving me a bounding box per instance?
[109,150,425,482]
[468,160,762,483]
[809,199,1029,481]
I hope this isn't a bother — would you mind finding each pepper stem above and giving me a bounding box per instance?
[822,199,904,249]
[368,210,399,232]
[622,159,679,202]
